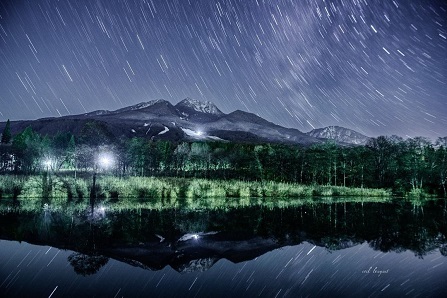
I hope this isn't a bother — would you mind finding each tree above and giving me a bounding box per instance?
[403,137,433,192]
[68,253,109,276]
[127,137,149,176]
[67,135,76,166]
[78,121,115,146]
[12,126,46,173]
[174,142,191,175]
[321,141,338,185]
[436,137,447,197]
[253,145,265,180]
[189,142,211,176]
[49,132,75,171]
[155,141,173,174]
[1,119,11,144]
[366,136,401,188]
[306,144,330,185]
[0,119,13,172]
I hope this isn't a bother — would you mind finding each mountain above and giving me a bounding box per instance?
[174,97,223,123]
[306,126,370,145]
[1,98,363,146]
[175,97,223,116]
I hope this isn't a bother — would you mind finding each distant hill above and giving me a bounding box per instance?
[306,126,370,145]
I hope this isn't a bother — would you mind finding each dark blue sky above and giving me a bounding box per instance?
[0,0,445,139]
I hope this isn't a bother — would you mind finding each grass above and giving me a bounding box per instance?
[0,174,393,200]
[406,188,438,199]
[0,175,26,199]
[0,174,394,212]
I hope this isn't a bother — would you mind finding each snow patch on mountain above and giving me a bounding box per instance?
[84,110,110,116]
[208,136,225,141]
[116,99,166,113]
[158,126,169,135]
[181,127,224,141]
[181,127,204,138]
[176,98,223,115]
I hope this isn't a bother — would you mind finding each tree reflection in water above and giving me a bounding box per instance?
[68,253,109,276]
[0,198,446,275]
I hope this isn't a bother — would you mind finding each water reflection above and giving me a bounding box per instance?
[67,253,109,276]
[1,199,447,297]
[0,199,446,276]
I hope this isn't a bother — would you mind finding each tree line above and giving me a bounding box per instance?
[1,122,446,197]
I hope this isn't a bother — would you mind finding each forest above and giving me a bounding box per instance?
[0,121,446,198]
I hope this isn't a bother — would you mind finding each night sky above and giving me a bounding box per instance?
[0,0,445,139]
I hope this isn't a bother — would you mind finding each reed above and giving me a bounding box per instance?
[0,175,393,203]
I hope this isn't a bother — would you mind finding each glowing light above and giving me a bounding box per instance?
[193,234,199,239]
[97,152,115,169]
[42,159,53,169]
[196,131,203,136]
[99,157,111,167]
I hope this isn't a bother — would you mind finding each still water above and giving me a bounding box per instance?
[0,198,446,297]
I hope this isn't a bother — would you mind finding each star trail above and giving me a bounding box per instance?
[0,0,445,138]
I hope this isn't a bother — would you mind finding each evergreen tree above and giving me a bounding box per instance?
[12,126,43,173]
[1,119,11,144]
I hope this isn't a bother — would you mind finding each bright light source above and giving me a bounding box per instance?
[97,152,114,169]
[196,131,203,136]
[99,157,111,167]
[43,159,52,168]
[193,234,199,240]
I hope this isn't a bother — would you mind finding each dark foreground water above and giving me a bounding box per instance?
[0,198,446,297]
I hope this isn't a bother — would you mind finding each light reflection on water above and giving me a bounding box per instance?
[0,198,446,297]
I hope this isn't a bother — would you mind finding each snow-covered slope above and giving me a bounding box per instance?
[83,110,111,116]
[80,100,172,118]
[175,97,223,116]
[113,99,167,113]
[306,126,369,145]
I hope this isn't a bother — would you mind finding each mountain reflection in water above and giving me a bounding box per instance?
[0,198,446,297]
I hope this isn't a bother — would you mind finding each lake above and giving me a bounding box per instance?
[0,198,446,297]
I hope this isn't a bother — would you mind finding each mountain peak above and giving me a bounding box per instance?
[306,126,369,145]
[176,98,223,115]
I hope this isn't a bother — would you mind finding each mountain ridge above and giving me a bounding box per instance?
[1,98,367,146]
[306,126,370,145]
